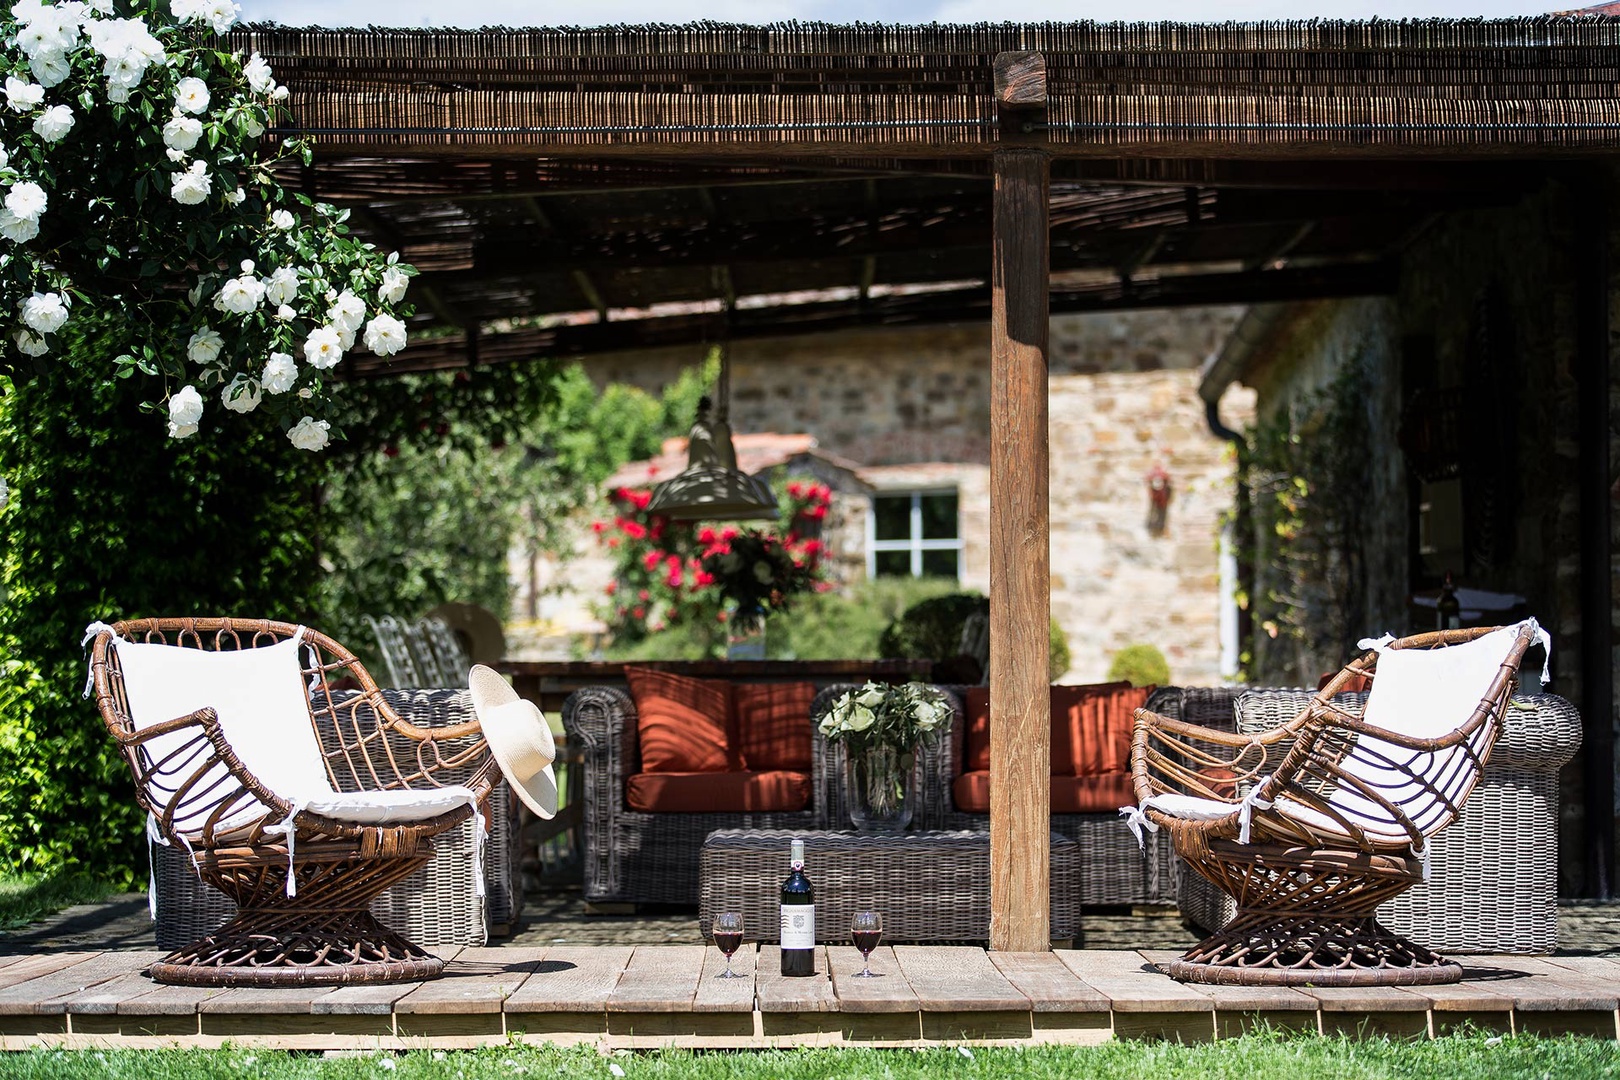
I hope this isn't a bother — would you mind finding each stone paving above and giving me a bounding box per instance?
[5,887,1617,956]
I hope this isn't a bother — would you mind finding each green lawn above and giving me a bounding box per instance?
[0,873,115,934]
[0,1035,1617,1080]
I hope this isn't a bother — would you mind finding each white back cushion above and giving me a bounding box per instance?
[116,637,334,831]
[1315,625,1519,841]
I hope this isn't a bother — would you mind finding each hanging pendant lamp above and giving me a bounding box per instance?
[645,345,778,522]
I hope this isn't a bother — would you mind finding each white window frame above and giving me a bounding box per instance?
[866,489,962,580]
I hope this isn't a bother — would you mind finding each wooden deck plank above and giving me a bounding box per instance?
[313,946,462,1016]
[989,952,1109,1013]
[395,947,546,1015]
[827,946,917,1014]
[198,987,339,1015]
[0,953,150,1015]
[894,946,1027,1011]
[607,946,707,1014]
[0,952,102,992]
[1058,950,1213,1011]
[692,943,756,1013]
[1483,957,1620,1011]
[1136,951,1317,1013]
[507,946,630,1014]
[1298,986,1430,1012]
[755,946,836,1014]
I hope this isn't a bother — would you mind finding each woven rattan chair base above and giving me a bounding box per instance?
[149,907,444,987]
[1168,913,1463,986]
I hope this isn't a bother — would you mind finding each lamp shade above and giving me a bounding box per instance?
[646,407,778,522]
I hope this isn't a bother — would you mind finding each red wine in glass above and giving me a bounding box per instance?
[714,931,744,957]
[713,912,745,978]
[851,911,882,978]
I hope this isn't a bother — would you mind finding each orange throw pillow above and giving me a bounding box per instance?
[626,770,811,813]
[963,687,992,773]
[733,682,815,773]
[625,668,733,773]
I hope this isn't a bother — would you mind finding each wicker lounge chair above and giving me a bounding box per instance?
[87,618,511,987]
[1127,621,1541,986]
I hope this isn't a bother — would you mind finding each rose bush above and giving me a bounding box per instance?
[0,0,416,449]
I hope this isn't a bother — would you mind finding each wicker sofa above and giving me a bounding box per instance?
[916,683,1197,908]
[150,687,523,951]
[564,681,843,906]
[1176,687,1583,954]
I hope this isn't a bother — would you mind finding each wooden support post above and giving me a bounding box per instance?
[988,51,1052,953]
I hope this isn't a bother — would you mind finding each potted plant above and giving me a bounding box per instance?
[819,681,951,832]
[700,528,820,658]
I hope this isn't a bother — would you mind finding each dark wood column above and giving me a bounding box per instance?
[988,51,1053,953]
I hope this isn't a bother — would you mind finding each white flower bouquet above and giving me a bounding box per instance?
[817,681,950,755]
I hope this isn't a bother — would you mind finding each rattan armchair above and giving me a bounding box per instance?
[88,618,502,987]
[1128,622,1540,986]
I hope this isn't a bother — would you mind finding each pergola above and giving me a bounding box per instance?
[237,19,1620,943]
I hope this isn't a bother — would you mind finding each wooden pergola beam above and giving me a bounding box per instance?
[988,49,1052,955]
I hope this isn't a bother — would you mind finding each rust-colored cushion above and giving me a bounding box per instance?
[626,770,811,813]
[733,681,815,773]
[1058,682,1150,777]
[962,683,1146,776]
[625,668,734,773]
[951,770,1138,814]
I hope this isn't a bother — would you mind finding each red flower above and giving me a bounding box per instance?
[621,520,648,540]
[665,568,683,588]
[695,570,716,587]
[800,539,824,557]
[638,589,650,602]
[605,581,618,596]
[628,489,652,510]
[632,607,646,620]
[591,521,607,534]
[720,526,739,541]
[804,504,828,521]
[697,527,718,545]
[787,481,804,498]
[643,550,663,571]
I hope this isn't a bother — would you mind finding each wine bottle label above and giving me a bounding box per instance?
[780,904,816,949]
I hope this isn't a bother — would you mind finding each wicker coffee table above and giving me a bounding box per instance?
[698,829,1080,944]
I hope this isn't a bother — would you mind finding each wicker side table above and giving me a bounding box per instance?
[698,829,1080,945]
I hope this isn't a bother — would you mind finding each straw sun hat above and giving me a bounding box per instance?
[468,665,557,819]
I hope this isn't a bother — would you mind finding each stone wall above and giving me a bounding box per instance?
[519,306,1249,686]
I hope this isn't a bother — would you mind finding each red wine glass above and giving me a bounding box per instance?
[713,912,745,979]
[851,911,882,978]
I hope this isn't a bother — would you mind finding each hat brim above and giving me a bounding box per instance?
[469,665,558,819]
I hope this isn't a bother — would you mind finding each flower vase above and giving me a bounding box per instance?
[845,744,916,832]
[725,602,767,660]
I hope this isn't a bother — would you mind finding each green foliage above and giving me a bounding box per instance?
[1234,365,1372,685]
[0,1034,1616,1080]
[878,591,1072,681]
[0,334,322,883]
[1107,643,1171,688]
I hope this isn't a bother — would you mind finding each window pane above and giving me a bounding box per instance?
[920,550,959,579]
[872,496,912,542]
[919,493,958,540]
[874,551,912,578]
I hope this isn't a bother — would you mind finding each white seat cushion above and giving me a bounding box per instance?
[299,786,479,825]
[114,636,334,834]
[1142,792,1239,821]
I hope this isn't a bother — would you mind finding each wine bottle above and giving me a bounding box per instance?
[779,838,815,977]
[1437,571,1461,631]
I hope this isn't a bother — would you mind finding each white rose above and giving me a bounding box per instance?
[201,0,237,33]
[170,160,211,205]
[297,386,312,399]
[214,273,263,315]
[752,560,775,584]
[378,265,409,304]
[274,303,295,321]
[271,85,289,102]
[845,704,877,732]
[817,712,841,736]
[32,104,72,142]
[287,415,329,452]
[186,326,222,365]
[20,291,67,333]
[173,76,209,115]
[264,266,298,305]
[855,686,886,708]
[0,211,38,243]
[334,324,355,351]
[362,313,407,356]
[240,112,263,139]
[168,0,203,19]
[302,325,343,369]
[167,384,203,438]
[0,144,9,170]
[224,187,245,205]
[162,112,202,151]
[29,50,70,88]
[5,181,47,222]
[244,51,274,94]
[4,76,43,112]
[326,290,366,332]
[165,147,185,163]
[219,374,260,414]
[270,208,295,230]
[261,351,296,393]
[13,328,47,356]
